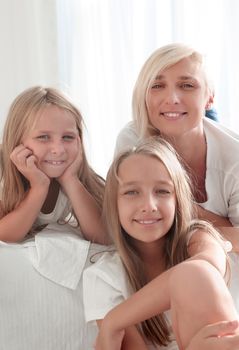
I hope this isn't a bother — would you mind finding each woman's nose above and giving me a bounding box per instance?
[164,89,180,105]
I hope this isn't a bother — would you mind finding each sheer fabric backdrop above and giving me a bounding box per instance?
[0,0,59,127]
[56,0,239,176]
[0,0,239,176]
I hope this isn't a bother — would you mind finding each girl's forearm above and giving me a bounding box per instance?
[0,186,48,242]
[96,322,148,350]
[101,259,237,349]
[196,205,232,227]
[103,268,171,332]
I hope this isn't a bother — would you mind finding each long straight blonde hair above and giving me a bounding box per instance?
[0,86,104,225]
[103,137,228,346]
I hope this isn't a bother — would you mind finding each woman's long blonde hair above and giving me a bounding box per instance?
[0,86,104,222]
[103,137,227,346]
[132,43,213,138]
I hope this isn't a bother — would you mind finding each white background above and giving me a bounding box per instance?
[1,0,239,177]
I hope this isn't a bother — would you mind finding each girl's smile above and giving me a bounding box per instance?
[133,218,162,225]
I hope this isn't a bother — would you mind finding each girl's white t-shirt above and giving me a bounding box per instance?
[36,189,70,226]
[83,250,178,350]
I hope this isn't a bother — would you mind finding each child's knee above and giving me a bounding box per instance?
[169,260,237,349]
[170,260,232,310]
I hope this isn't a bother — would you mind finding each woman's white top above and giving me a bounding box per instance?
[115,118,239,226]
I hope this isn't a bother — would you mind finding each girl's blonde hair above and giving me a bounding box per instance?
[103,137,227,346]
[0,86,104,224]
[132,43,213,138]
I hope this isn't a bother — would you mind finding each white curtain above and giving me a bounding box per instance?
[56,0,239,177]
[1,0,239,177]
[0,0,59,134]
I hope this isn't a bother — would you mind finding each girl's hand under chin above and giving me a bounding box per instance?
[10,144,50,188]
[57,137,83,186]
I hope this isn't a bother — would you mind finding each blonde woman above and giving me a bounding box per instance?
[0,86,107,243]
[84,138,238,350]
[115,43,239,251]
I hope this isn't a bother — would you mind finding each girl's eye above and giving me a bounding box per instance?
[36,135,49,140]
[124,190,138,196]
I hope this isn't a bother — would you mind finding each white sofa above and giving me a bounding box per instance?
[0,223,107,350]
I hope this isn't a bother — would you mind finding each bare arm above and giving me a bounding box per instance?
[195,205,239,252]
[169,230,238,349]
[96,260,238,350]
[196,205,232,227]
[0,187,49,242]
[187,229,228,275]
[57,141,108,244]
[93,269,172,350]
[169,260,238,349]
[0,145,50,242]
[96,320,148,350]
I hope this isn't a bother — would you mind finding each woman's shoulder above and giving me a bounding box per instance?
[204,118,239,148]
[204,118,239,170]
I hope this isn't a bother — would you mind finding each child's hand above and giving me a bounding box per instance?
[94,315,125,350]
[57,137,83,186]
[10,144,50,188]
[186,320,239,350]
[94,327,125,350]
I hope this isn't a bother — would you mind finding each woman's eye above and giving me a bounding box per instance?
[63,135,75,141]
[156,189,170,195]
[151,83,164,89]
[180,83,194,89]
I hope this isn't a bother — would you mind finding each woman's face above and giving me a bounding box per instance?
[146,57,211,138]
